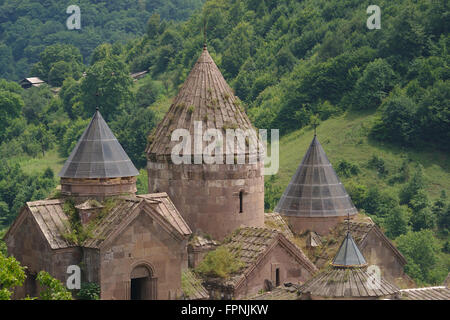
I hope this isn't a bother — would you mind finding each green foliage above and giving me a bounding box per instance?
[367,155,388,177]
[0,89,24,140]
[396,230,448,285]
[77,282,100,300]
[385,205,411,239]
[335,160,360,178]
[348,59,396,110]
[36,271,72,300]
[0,251,26,300]
[31,44,83,86]
[80,56,133,121]
[264,175,282,211]
[0,0,205,80]
[0,162,56,227]
[195,246,244,279]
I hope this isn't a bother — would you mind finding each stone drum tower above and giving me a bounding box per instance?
[146,45,264,240]
[59,109,139,202]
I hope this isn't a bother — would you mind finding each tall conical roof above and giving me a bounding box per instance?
[146,46,258,158]
[274,135,357,218]
[59,110,139,179]
[332,232,367,267]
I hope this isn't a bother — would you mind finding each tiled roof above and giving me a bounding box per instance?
[25,199,74,250]
[182,269,209,300]
[146,46,259,158]
[137,193,192,238]
[400,286,450,300]
[8,193,191,250]
[247,285,299,300]
[275,136,357,218]
[264,212,294,239]
[298,267,399,298]
[59,109,139,179]
[189,233,219,250]
[85,193,192,248]
[220,227,317,287]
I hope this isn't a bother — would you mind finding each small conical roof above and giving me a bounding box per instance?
[275,135,357,218]
[332,232,367,267]
[146,46,258,157]
[59,110,139,179]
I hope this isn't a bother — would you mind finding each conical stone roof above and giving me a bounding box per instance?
[146,46,258,159]
[274,135,357,218]
[59,110,139,179]
[332,232,367,267]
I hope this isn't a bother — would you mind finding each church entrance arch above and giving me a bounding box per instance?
[130,264,157,300]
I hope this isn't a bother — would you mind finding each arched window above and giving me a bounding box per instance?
[239,191,244,213]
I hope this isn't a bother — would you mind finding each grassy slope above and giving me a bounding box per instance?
[271,111,450,203]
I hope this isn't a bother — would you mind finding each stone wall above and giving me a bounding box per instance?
[234,242,315,299]
[360,228,412,287]
[99,212,188,300]
[5,211,82,298]
[147,161,265,240]
[285,215,349,236]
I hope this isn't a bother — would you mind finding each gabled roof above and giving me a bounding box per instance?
[21,77,45,84]
[4,199,74,250]
[264,212,294,239]
[275,136,357,218]
[84,193,192,248]
[146,46,259,158]
[182,269,209,300]
[331,232,367,268]
[5,193,191,251]
[298,267,399,298]
[213,227,317,288]
[399,286,450,300]
[59,109,139,179]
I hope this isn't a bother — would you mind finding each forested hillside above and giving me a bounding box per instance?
[0,0,448,286]
[0,0,204,80]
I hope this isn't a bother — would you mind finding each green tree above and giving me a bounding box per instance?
[31,44,83,83]
[80,57,133,121]
[0,90,24,139]
[0,251,26,300]
[350,59,396,110]
[396,230,443,285]
[36,271,72,300]
[385,205,411,238]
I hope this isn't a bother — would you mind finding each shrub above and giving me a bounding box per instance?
[195,247,244,279]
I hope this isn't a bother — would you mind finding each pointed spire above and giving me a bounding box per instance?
[331,231,367,268]
[59,110,139,179]
[146,45,257,157]
[275,135,358,218]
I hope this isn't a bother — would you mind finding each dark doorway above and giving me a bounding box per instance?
[275,268,280,287]
[130,265,157,300]
[131,278,147,300]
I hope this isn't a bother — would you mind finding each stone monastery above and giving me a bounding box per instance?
[5,44,440,300]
